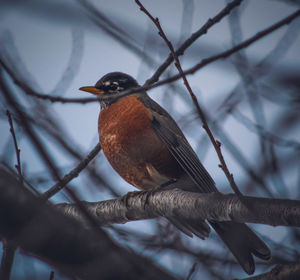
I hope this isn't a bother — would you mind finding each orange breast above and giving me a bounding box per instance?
[98,96,180,190]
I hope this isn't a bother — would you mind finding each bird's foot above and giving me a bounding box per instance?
[121,190,141,208]
[142,190,155,210]
[122,190,155,210]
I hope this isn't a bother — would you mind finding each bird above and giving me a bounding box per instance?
[79,72,271,275]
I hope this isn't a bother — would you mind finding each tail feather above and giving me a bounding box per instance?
[209,221,271,275]
[168,218,270,274]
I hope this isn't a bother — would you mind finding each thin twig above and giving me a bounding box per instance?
[151,9,300,89]
[1,72,62,183]
[2,111,21,280]
[6,110,23,185]
[145,0,244,85]
[136,0,243,195]
[0,161,40,195]
[41,144,101,200]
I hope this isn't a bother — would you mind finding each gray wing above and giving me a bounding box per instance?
[138,95,217,193]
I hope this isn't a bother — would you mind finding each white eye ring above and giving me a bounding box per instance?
[104,81,111,86]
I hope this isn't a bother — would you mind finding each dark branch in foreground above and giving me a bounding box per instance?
[0,241,16,280]
[57,188,300,228]
[0,169,176,280]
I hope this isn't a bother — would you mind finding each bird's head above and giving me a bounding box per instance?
[79,72,140,100]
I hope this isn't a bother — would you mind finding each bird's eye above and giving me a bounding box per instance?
[102,80,124,92]
[110,84,118,91]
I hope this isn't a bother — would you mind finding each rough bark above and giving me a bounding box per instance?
[57,188,300,228]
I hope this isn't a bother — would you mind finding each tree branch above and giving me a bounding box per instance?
[150,9,300,90]
[57,188,300,228]
[0,57,98,104]
[2,111,23,280]
[0,169,177,280]
[0,240,16,280]
[1,73,62,182]
[145,0,244,85]
[41,143,101,200]
[6,110,23,184]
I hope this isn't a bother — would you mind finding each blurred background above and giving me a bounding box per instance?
[0,0,300,279]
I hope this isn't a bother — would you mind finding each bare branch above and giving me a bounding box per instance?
[57,188,300,228]
[6,110,23,184]
[2,111,20,280]
[151,9,300,89]
[1,72,62,182]
[0,57,98,104]
[0,241,16,280]
[145,0,244,85]
[185,263,197,280]
[41,144,101,200]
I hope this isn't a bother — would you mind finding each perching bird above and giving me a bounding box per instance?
[79,72,270,274]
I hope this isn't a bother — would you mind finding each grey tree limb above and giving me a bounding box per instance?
[57,188,300,228]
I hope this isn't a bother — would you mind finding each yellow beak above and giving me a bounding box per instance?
[79,86,104,95]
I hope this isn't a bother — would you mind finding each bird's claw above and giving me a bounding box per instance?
[121,190,141,208]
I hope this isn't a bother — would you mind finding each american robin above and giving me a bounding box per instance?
[79,72,271,274]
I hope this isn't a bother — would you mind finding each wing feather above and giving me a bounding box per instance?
[138,95,217,193]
